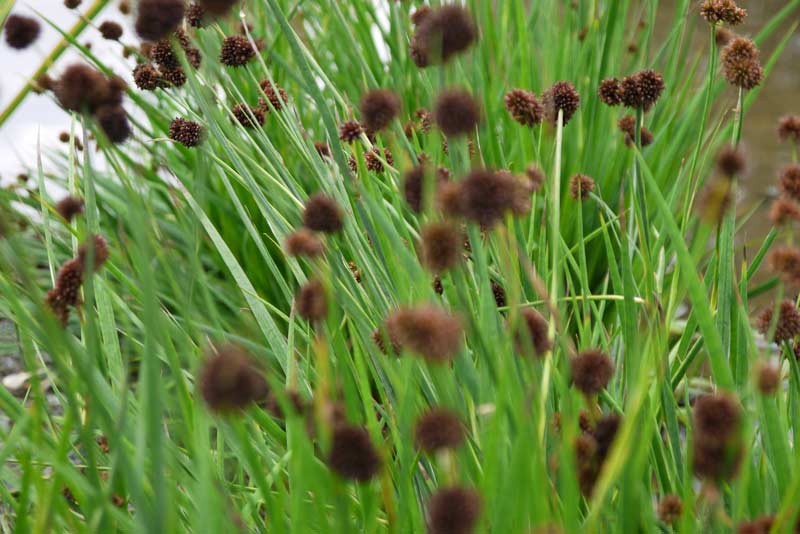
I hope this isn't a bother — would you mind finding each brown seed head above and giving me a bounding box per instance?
[715,27,734,47]
[55,196,85,222]
[133,63,163,91]
[414,5,476,65]
[295,279,327,322]
[160,66,187,87]
[778,116,800,144]
[94,105,131,144]
[169,117,203,147]
[598,78,623,106]
[4,14,41,50]
[693,393,741,444]
[220,35,257,66]
[618,115,654,147]
[721,37,763,89]
[415,407,465,452]
[135,0,184,41]
[459,168,517,227]
[98,21,123,40]
[570,349,614,395]
[756,300,800,343]
[186,3,207,27]
[569,174,595,200]
[78,234,110,272]
[543,81,580,125]
[517,308,552,357]
[284,228,324,258]
[525,165,546,192]
[364,147,394,173]
[768,245,800,287]
[338,120,364,143]
[360,89,401,133]
[427,486,482,534]
[65,0,82,8]
[328,424,382,482]
[45,258,85,324]
[715,145,746,177]
[258,80,288,111]
[303,193,343,234]
[434,89,481,137]
[55,64,114,112]
[657,495,683,526]
[420,221,462,274]
[491,280,506,308]
[232,103,264,128]
[385,305,463,363]
[769,197,800,226]
[736,517,775,534]
[635,69,665,109]
[504,89,544,127]
[198,0,239,16]
[411,6,432,26]
[700,0,747,26]
[199,344,268,413]
[779,165,800,202]
[755,362,780,395]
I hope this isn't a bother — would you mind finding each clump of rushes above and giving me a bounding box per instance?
[303,193,343,234]
[755,362,780,395]
[338,120,364,143]
[700,0,747,26]
[517,308,552,357]
[385,305,463,363]
[598,78,623,106]
[169,117,204,148]
[768,245,800,287]
[414,407,465,452]
[570,349,614,396]
[426,486,482,534]
[360,89,401,133]
[569,174,595,201]
[45,259,85,325]
[295,279,327,322]
[769,197,800,226]
[364,148,394,173]
[186,3,207,27]
[692,393,743,482]
[55,195,85,222]
[258,80,288,111]
[98,21,123,40]
[135,0,184,41]
[618,115,654,147]
[198,344,268,413]
[457,168,516,227]
[716,144,746,177]
[778,115,800,144]
[4,14,41,50]
[721,37,763,90]
[284,229,324,258]
[434,89,481,137]
[657,495,683,527]
[327,424,383,482]
[220,35,257,67]
[232,103,265,128]
[779,164,800,201]
[412,4,476,66]
[756,300,800,343]
[542,81,580,124]
[420,221,462,274]
[198,0,238,16]
[504,89,544,127]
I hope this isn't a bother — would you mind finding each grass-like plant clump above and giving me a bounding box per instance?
[1,0,800,531]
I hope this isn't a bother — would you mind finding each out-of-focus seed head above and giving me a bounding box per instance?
[118,0,130,14]
[542,81,580,125]
[232,103,264,128]
[258,80,288,111]
[570,349,614,395]
[295,279,327,322]
[459,168,516,227]
[756,300,800,343]
[55,64,109,112]
[525,165,546,192]
[360,89,401,133]
[198,0,239,16]
[434,89,481,137]
[504,89,544,127]
[413,5,476,65]
[328,424,382,482]
[133,63,162,91]
[769,197,800,226]
[55,196,85,222]
[491,280,506,308]
[94,105,131,144]
[779,164,800,202]
[135,0,184,42]
[598,78,623,106]
[285,228,324,258]
[721,37,763,90]
[65,0,82,8]
[45,258,85,325]
[700,0,747,26]
[199,344,268,413]
[385,305,463,363]
[735,517,775,534]
[427,486,482,534]
[692,393,743,481]
[618,115,654,147]
[715,27,734,47]
[4,14,41,50]
[364,147,394,173]
[78,234,110,272]
[98,21,123,40]
[778,116,800,144]
[569,174,595,201]
[404,164,449,214]
[33,73,55,94]
[420,221,462,274]
[411,6,432,26]
[657,495,683,526]
[220,35,257,67]
[517,308,552,357]
[768,245,800,287]
[755,362,780,395]
[186,3,207,27]
[303,193,343,234]
[415,407,465,452]
[716,144,746,177]
[168,117,203,147]
[338,120,364,143]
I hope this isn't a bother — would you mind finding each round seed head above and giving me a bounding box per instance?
[635,69,665,110]
[756,300,800,343]
[569,174,595,201]
[168,117,203,147]
[55,195,85,222]
[94,105,131,144]
[657,495,683,526]
[4,14,41,50]
[693,393,742,444]
[133,63,163,91]
[285,229,324,258]
[385,305,463,363]
[715,27,734,47]
[525,165,546,192]
[721,37,763,89]
[598,78,623,106]
[543,81,580,125]
[459,168,516,227]
[220,35,257,66]
[328,424,382,481]
[755,362,780,395]
[427,486,482,534]
[338,120,363,143]
[504,89,544,127]
[716,145,746,177]
[570,349,614,395]
[360,89,401,133]
[98,21,123,40]
[118,0,130,14]
[303,193,343,234]
[769,197,800,226]
[45,258,85,325]
[186,3,207,27]
[55,64,110,112]
[778,116,800,144]
[295,279,327,322]
[491,280,506,308]
[232,103,264,128]
[434,89,481,137]
[199,344,268,413]
[135,0,184,42]
[700,0,747,26]
[160,66,187,87]
[768,245,800,287]
[779,164,800,202]
[78,234,110,271]
[693,430,743,481]
[517,308,552,357]
[414,5,476,65]
[415,407,465,452]
[64,0,82,8]
[198,0,239,16]
[619,75,642,108]
[420,221,462,274]
[258,80,288,111]
[364,147,394,173]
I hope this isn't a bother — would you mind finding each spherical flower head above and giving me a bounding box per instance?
[414,407,465,453]
[232,104,264,128]
[700,0,747,27]
[543,81,580,125]
[186,3,207,27]
[779,164,800,202]
[360,89,401,133]
[420,221,462,274]
[411,6,432,26]
[618,115,654,147]
[65,0,82,8]
[220,35,257,67]
[284,229,324,258]
[78,234,110,272]
[715,27,734,48]
[328,424,382,482]
[258,80,288,111]
[715,144,746,177]
[517,308,552,357]
[692,393,743,481]
[768,245,800,287]
[427,486,482,534]
[160,67,187,87]
[199,344,268,413]
[491,280,506,308]
[94,105,131,144]
[434,89,481,137]
[169,117,204,147]
[385,305,463,363]
[303,193,344,234]
[757,299,800,343]
[198,0,239,16]
[721,37,763,89]
[598,78,623,106]
[414,5,476,65]
[459,168,517,227]
[4,14,41,50]
[55,195,85,222]
[570,349,614,395]
[98,21,123,40]
[755,362,780,395]
[525,165,546,192]
[635,69,665,110]
[133,64,163,91]
[364,147,394,173]
[45,258,85,324]
[55,64,111,112]
[295,279,327,322]
[769,197,800,226]
[569,174,595,200]
[338,120,364,143]
[504,89,544,127]
[657,495,683,526]
[135,0,184,42]
[778,116,800,144]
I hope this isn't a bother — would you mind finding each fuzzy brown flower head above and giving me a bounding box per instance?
[78,234,110,271]
[693,393,741,444]
[385,305,463,363]
[169,117,203,147]
[570,349,614,395]
[414,5,476,65]
[543,81,580,125]
[427,486,482,534]
[199,344,268,413]
[598,78,623,106]
[198,0,238,16]
[258,80,288,111]
[736,517,775,534]
[186,3,207,27]
[756,362,780,395]
[338,120,363,143]
[693,432,743,481]
[618,115,654,147]
[56,195,85,222]
[328,424,382,482]
[232,103,264,128]
[569,174,595,201]
[768,245,800,287]
[504,89,544,127]
[303,193,343,234]
[434,89,481,137]
[700,0,747,26]
[721,37,762,89]
[657,495,682,526]
[135,0,184,42]
[295,279,327,322]
[94,105,131,144]
[778,116,800,144]
[220,35,258,66]
[458,168,517,227]
[364,147,394,173]
[411,6,432,26]
[780,165,800,202]
[360,89,401,133]
[415,108,433,132]
[491,280,506,308]
[420,221,462,274]
[415,407,465,452]
[716,144,745,177]
[45,258,85,325]
[517,308,552,357]
[403,164,449,214]
[33,73,55,94]
[525,165,546,192]
[284,228,324,258]
[133,63,163,91]
[4,14,40,50]
[160,67,187,87]
[769,197,800,226]
[98,21,123,40]
[55,64,111,112]
[756,300,800,343]
[634,70,665,109]
[65,0,82,8]
[715,27,734,48]
[149,34,188,70]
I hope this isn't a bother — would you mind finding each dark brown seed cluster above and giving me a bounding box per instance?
[4,14,41,50]
[295,279,327,322]
[338,120,364,143]
[149,31,202,70]
[198,344,268,413]
[456,168,517,227]
[755,362,780,395]
[411,5,476,67]
[420,222,462,274]
[169,117,204,147]
[617,70,666,110]
[328,424,382,481]
[65,0,82,8]
[360,89,401,133]
[570,349,614,395]
[504,89,544,127]
[575,414,620,495]
[198,0,239,16]
[525,165,545,192]
[757,300,800,343]
[491,280,506,308]
[716,145,746,177]
[434,89,481,137]
[55,195,85,222]
[220,36,257,67]
[259,80,288,111]
[721,37,763,90]
[133,63,165,91]
[415,407,465,453]
[769,197,800,226]
[779,165,800,201]
[618,115,654,147]
[715,27,734,47]
[98,21,123,40]
[385,305,463,363]
[700,0,747,26]
[768,245,800,287]
[232,103,265,128]
[284,229,324,258]
[517,308,552,357]
[303,193,344,234]
[186,3,207,27]
[94,105,131,144]
[569,174,595,201]
[542,81,580,125]
[427,486,482,534]
[657,495,683,526]
[78,234,110,272]
[403,164,449,214]
[692,393,743,481]
[736,516,775,534]
[45,235,110,324]
[598,78,623,106]
[364,147,394,173]
[778,116,800,144]
[135,0,184,42]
